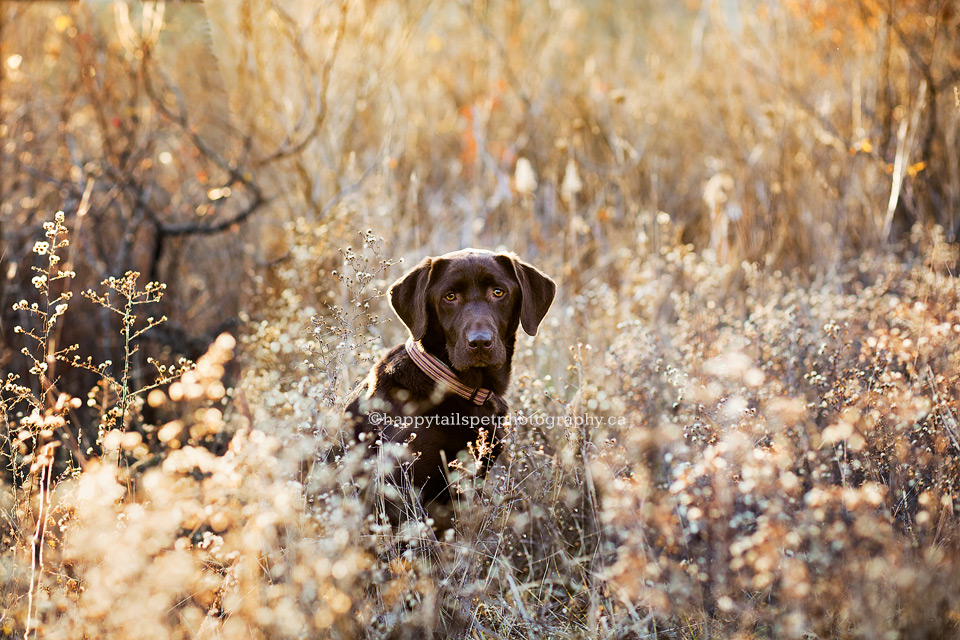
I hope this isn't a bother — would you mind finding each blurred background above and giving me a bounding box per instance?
[2,0,957,394]
[3,2,960,637]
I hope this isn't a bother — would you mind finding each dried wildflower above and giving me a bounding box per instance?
[560,158,582,203]
[514,157,537,195]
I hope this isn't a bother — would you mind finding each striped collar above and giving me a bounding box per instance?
[405,338,493,406]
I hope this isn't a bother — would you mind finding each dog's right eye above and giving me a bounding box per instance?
[443,292,457,302]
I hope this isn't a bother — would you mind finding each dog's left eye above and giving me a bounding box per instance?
[492,288,505,298]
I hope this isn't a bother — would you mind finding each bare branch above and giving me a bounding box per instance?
[255,0,349,166]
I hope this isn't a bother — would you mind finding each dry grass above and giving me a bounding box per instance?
[3,1,960,638]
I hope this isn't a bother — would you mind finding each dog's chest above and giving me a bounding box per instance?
[381,396,501,448]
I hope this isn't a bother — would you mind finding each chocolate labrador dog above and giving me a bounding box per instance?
[345,248,556,529]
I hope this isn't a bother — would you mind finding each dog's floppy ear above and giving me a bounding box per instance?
[389,257,434,340]
[498,254,557,336]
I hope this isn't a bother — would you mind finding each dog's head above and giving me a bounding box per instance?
[390,249,556,371]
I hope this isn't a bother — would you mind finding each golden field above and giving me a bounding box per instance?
[2,1,960,638]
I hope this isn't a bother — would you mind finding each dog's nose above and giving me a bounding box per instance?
[467,329,494,350]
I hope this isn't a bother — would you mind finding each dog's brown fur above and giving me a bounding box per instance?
[344,249,556,527]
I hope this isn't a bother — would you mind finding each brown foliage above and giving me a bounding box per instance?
[3,1,960,638]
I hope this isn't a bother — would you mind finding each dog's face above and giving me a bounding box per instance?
[390,249,556,371]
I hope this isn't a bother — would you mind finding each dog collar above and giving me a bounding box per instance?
[405,338,493,406]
